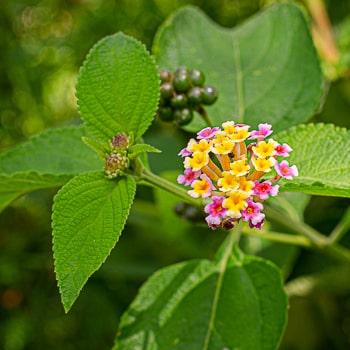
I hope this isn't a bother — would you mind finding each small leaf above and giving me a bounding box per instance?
[52,171,136,312]
[128,143,161,160]
[114,243,287,349]
[82,136,109,161]
[153,3,323,132]
[76,32,160,142]
[276,124,350,197]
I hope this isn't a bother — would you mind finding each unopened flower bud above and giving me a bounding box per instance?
[105,153,128,179]
[110,133,130,150]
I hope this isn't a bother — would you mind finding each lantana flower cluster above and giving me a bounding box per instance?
[177,121,298,230]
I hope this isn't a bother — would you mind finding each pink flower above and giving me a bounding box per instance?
[249,123,273,140]
[197,127,221,140]
[275,160,298,180]
[204,196,227,227]
[241,200,265,229]
[275,143,292,157]
[249,218,264,230]
[241,200,264,221]
[178,147,192,157]
[253,181,279,200]
[177,168,201,186]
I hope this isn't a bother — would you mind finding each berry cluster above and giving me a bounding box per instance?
[157,67,218,126]
[177,122,298,230]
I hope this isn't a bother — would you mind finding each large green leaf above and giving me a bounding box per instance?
[153,3,323,132]
[76,32,160,142]
[0,125,100,174]
[0,126,101,212]
[0,172,72,213]
[52,171,136,312]
[114,240,287,349]
[276,123,350,197]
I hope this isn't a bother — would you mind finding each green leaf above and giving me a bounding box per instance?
[0,172,72,213]
[153,3,323,132]
[82,136,109,161]
[276,124,350,197]
[0,125,101,174]
[76,32,160,142]
[52,172,136,312]
[128,143,161,160]
[114,241,287,349]
[0,126,101,212]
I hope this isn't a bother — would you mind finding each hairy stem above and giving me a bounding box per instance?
[140,168,201,207]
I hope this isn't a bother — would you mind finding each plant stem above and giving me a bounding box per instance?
[140,168,200,207]
[306,0,339,64]
[265,204,350,262]
[197,106,213,127]
[242,229,312,247]
[328,206,350,244]
[264,205,328,247]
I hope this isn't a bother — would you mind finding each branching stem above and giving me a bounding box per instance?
[265,204,350,262]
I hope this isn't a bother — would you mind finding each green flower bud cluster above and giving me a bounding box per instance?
[105,133,130,179]
[157,67,218,126]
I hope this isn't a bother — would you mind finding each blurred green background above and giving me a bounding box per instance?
[0,1,350,349]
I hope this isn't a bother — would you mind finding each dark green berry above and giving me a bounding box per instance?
[174,66,188,76]
[159,96,168,107]
[160,82,174,100]
[184,205,203,221]
[170,94,188,109]
[157,106,173,122]
[189,69,205,87]
[159,69,172,83]
[174,202,187,216]
[187,86,203,106]
[201,85,218,105]
[173,72,191,93]
[174,108,193,126]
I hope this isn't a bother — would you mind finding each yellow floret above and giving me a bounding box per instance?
[251,156,276,172]
[184,152,209,171]
[252,139,277,158]
[218,171,239,192]
[222,191,249,218]
[230,159,250,176]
